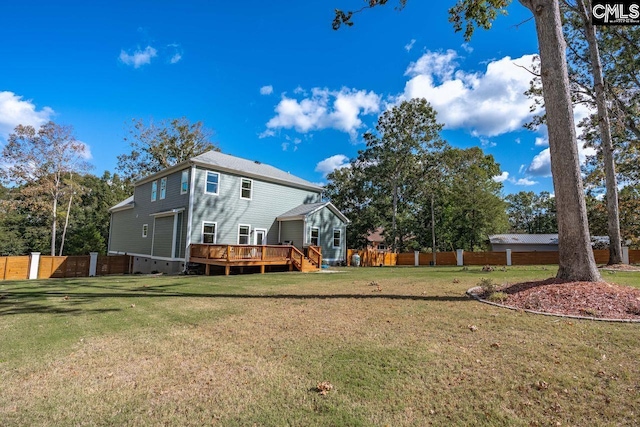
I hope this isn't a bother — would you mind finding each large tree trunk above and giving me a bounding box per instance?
[519,0,601,281]
[576,0,623,265]
[51,195,57,256]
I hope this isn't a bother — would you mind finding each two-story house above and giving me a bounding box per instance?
[108,150,349,274]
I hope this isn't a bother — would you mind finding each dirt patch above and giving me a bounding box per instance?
[473,279,640,321]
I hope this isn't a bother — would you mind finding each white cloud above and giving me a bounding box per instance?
[258,129,275,139]
[404,39,416,52]
[461,43,474,53]
[0,91,55,139]
[528,148,551,176]
[265,87,381,139]
[493,171,509,183]
[169,53,182,64]
[315,154,350,177]
[515,178,538,186]
[534,136,548,146]
[119,46,157,68]
[402,51,540,137]
[479,137,496,148]
[260,85,274,95]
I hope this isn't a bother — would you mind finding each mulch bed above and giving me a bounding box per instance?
[479,278,640,321]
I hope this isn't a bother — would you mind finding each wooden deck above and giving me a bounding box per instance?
[189,244,321,275]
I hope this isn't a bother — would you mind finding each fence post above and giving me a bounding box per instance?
[506,249,512,266]
[414,251,419,267]
[622,246,629,265]
[89,252,98,276]
[29,252,41,280]
[456,249,464,266]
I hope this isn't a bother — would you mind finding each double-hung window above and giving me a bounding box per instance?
[310,227,319,246]
[206,171,220,195]
[238,225,251,245]
[333,228,342,248]
[160,177,167,200]
[202,222,217,244]
[181,170,189,194]
[151,180,158,202]
[240,178,252,200]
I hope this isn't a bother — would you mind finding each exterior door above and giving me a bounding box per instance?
[254,228,267,245]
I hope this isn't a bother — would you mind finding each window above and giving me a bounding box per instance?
[181,170,189,194]
[310,227,319,246]
[142,224,148,238]
[202,222,217,244]
[238,224,251,245]
[240,178,252,200]
[151,180,158,201]
[333,228,342,248]
[205,171,220,195]
[160,177,167,200]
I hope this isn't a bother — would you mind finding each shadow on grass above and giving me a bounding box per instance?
[0,290,469,316]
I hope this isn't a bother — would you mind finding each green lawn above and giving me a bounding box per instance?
[1,266,639,426]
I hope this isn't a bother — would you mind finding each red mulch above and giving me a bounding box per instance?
[485,279,640,321]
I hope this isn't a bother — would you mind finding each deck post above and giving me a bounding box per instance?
[205,264,210,276]
[260,265,265,274]
[225,265,230,275]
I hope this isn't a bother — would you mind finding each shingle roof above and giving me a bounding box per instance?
[489,234,610,245]
[489,234,559,245]
[109,196,134,212]
[191,150,323,192]
[277,202,350,223]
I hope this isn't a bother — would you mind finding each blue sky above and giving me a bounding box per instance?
[0,0,596,195]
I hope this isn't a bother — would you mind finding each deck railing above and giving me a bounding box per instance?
[190,244,317,270]
[308,245,322,267]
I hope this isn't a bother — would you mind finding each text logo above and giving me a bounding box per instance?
[592,1,640,25]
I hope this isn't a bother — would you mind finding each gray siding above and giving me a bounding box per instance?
[280,220,304,248]
[109,167,190,258]
[152,216,175,258]
[307,207,347,262]
[190,166,321,246]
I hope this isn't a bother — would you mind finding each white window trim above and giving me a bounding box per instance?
[205,171,220,196]
[237,224,251,245]
[202,221,217,244]
[310,226,319,246]
[180,170,189,195]
[142,224,148,238]
[240,177,253,200]
[151,180,158,202]
[160,177,167,200]
[333,228,342,248]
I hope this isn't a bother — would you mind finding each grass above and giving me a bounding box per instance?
[1,266,640,426]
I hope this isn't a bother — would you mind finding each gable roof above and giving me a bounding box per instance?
[489,234,610,245]
[109,196,134,212]
[134,150,323,192]
[277,202,350,224]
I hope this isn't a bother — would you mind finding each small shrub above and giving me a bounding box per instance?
[478,278,497,295]
[487,292,508,303]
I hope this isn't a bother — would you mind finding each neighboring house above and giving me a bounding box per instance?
[108,150,349,274]
[489,234,610,252]
[367,227,388,251]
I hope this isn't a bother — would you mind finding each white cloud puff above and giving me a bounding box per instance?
[265,88,381,139]
[515,178,538,186]
[315,154,351,177]
[260,85,274,95]
[404,39,416,52]
[402,51,539,137]
[493,171,509,183]
[119,46,158,68]
[0,91,55,139]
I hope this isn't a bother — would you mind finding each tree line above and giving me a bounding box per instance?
[0,118,216,256]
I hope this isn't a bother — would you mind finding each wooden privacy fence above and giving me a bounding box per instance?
[0,254,132,281]
[347,249,397,267]
[348,248,640,267]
